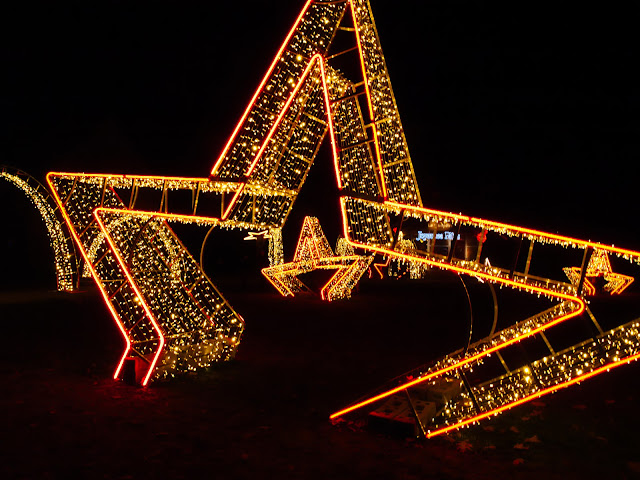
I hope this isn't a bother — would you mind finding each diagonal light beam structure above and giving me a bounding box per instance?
[46,0,640,437]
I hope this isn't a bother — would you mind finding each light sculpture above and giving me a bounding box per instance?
[372,237,427,280]
[39,0,639,437]
[1,165,78,292]
[564,249,634,295]
[262,216,373,301]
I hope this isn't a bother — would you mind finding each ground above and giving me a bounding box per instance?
[2,273,640,479]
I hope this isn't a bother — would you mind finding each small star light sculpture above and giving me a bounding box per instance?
[262,216,372,301]
[564,249,634,296]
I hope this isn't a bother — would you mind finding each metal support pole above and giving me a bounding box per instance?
[430,224,437,254]
[539,332,556,355]
[458,275,474,356]
[585,305,604,335]
[192,183,201,216]
[403,389,427,439]
[200,224,217,268]
[510,235,523,279]
[447,222,462,263]
[159,180,167,213]
[577,247,593,296]
[459,372,481,414]
[488,283,499,338]
[99,177,107,207]
[496,351,511,374]
[128,179,137,210]
[524,240,534,276]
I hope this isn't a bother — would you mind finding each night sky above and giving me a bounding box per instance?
[2,0,639,258]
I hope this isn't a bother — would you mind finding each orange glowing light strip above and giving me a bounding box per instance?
[48,171,215,184]
[262,264,302,297]
[48,171,247,224]
[349,1,388,200]
[322,256,365,301]
[244,54,324,178]
[581,277,597,296]
[320,261,349,301]
[384,200,640,259]
[329,296,584,419]
[45,173,133,380]
[221,185,246,221]
[341,215,584,302]
[223,55,325,218]
[265,258,364,302]
[426,351,640,438]
[94,208,165,386]
[294,217,312,260]
[48,172,266,227]
[210,0,314,175]
[332,197,587,418]
[318,58,343,190]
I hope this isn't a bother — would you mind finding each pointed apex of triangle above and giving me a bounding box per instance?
[294,216,334,262]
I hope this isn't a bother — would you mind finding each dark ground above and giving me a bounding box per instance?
[2,270,640,480]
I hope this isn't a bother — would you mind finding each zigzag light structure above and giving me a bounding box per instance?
[44,0,640,436]
[262,216,372,301]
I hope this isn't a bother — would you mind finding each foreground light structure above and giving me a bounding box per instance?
[262,216,372,301]
[41,0,640,435]
[1,165,78,292]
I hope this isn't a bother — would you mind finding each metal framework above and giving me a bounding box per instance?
[42,0,640,438]
[1,165,78,291]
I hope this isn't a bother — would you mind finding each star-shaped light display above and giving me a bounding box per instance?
[564,249,634,295]
[262,216,372,301]
[29,0,640,438]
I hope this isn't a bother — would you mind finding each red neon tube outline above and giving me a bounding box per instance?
[334,194,640,420]
[46,171,249,225]
[210,0,315,176]
[224,55,326,218]
[322,258,358,301]
[329,298,584,420]
[244,54,325,178]
[318,58,344,190]
[94,208,166,386]
[48,0,640,399]
[262,264,300,297]
[46,173,133,380]
[221,185,246,221]
[426,351,640,438]
[384,200,640,258]
[331,197,588,418]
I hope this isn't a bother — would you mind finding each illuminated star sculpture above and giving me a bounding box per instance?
[564,249,634,296]
[29,0,640,438]
[262,216,372,301]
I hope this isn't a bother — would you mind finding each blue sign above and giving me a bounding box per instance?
[417,231,460,241]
